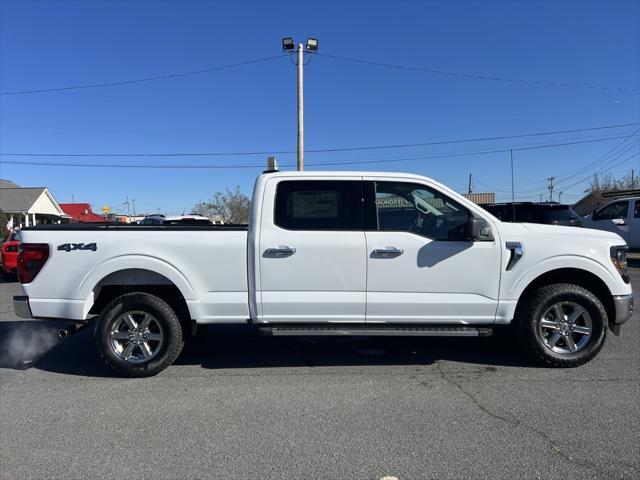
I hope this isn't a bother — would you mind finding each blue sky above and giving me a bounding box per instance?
[1,0,638,215]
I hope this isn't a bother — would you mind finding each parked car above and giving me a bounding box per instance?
[1,230,20,278]
[582,197,640,249]
[482,202,582,226]
[13,170,633,376]
[138,214,214,225]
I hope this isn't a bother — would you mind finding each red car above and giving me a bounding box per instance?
[1,230,20,278]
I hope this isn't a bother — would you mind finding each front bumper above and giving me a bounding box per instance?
[13,295,33,319]
[612,294,634,325]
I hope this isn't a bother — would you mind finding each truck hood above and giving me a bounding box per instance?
[498,222,626,245]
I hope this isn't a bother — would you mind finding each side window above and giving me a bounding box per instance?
[374,181,470,240]
[597,201,628,220]
[634,201,640,219]
[274,180,364,231]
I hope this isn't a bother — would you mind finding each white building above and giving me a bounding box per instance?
[0,179,67,227]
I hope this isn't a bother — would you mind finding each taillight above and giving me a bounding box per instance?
[17,243,49,284]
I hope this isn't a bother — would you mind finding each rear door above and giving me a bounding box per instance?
[257,177,367,323]
[364,179,501,324]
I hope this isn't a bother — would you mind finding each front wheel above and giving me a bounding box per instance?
[95,292,184,377]
[516,283,607,367]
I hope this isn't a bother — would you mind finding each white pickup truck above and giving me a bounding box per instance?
[14,170,633,376]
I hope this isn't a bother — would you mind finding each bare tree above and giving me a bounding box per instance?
[587,171,638,194]
[192,186,251,224]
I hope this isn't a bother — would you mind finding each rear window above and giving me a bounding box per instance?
[483,204,533,222]
[274,180,364,231]
[536,206,579,221]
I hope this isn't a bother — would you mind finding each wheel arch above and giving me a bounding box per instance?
[83,266,194,330]
[514,267,615,325]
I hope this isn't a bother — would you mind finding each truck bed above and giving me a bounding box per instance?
[17,225,250,323]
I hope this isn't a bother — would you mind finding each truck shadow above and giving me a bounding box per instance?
[0,321,533,377]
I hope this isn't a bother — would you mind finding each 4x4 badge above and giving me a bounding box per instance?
[57,243,97,252]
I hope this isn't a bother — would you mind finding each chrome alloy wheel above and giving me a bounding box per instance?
[538,301,592,354]
[109,311,164,364]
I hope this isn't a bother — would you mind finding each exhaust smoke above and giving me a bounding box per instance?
[0,323,60,369]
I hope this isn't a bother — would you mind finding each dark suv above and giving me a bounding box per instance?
[482,202,582,227]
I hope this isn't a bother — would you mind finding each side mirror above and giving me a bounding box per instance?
[467,217,494,242]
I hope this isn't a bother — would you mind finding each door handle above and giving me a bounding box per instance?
[372,247,404,257]
[265,245,296,256]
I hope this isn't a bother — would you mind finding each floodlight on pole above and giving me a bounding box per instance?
[281,36,319,171]
[305,38,318,52]
[281,37,295,51]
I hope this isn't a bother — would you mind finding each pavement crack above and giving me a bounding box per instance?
[433,362,629,478]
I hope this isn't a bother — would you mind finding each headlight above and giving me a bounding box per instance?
[610,245,629,283]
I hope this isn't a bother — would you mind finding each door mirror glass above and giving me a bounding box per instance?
[467,217,494,241]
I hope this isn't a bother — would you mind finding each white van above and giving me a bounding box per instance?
[583,197,640,249]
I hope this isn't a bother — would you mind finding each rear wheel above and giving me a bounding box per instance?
[96,292,184,377]
[516,283,607,367]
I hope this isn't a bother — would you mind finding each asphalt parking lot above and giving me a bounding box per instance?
[1,272,638,480]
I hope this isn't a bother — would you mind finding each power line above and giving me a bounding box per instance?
[0,55,287,96]
[514,131,640,189]
[319,53,638,93]
[1,123,637,157]
[473,132,640,195]
[2,134,637,169]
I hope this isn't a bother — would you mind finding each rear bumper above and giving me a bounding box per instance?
[13,295,33,319]
[612,294,634,325]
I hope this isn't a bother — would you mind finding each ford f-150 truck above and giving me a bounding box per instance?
[13,170,634,376]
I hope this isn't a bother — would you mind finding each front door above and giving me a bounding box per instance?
[257,178,367,323]
[629,200,640,249]
[365,179,501,324]
[589,200,631,244]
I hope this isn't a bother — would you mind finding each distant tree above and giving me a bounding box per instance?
[192,186,251,224]
[587,171,638,194]
[0,209,7,234]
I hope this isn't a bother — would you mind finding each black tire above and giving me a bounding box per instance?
[95,292,184,377]
[516,283,607,367]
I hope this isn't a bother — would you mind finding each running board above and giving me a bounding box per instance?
[259,325,493,337]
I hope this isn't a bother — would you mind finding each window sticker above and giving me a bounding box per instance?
[291,191,339,218]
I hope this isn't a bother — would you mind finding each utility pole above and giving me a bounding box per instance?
[131,199,136,218]
[282,37,318,171]
[510,150,516,222]
[297,42,304,171]
[547,176,555,202]
[632,169,635,189]
[558,191,563,203]
[467,173,472,194]
[124,196,131,223]
[539,194,543,202]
